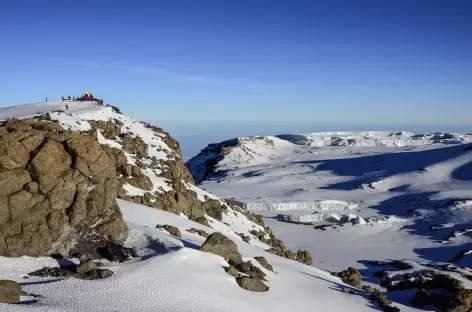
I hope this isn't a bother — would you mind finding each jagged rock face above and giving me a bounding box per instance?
[120,133,148,159]
[0,119,127,257]
[89,118,206,222]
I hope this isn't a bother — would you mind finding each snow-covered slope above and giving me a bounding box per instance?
[2,199,404,312]
[187,131,472,184]
[1,101,470,311]
[188,132,472,272]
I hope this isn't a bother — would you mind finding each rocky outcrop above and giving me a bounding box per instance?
[89,118,211,224]
[200,232,242,264]
[0,280,21,304]
[0,118,127,257]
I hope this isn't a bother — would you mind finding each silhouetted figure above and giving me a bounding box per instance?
[46,97,48,102]
[66,104,69,110]
[61,96,64,102]
[68,96,71,100]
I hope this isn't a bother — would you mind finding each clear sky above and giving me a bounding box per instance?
[0,0,471,126]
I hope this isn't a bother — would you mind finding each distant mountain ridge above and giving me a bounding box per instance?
[186,131,472,184]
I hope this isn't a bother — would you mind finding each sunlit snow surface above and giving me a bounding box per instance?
[191,132,472,272]
[0,101,470,311]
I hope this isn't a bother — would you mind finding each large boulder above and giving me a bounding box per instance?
[0,119,127,257]
[200,232,242,264]
[0,280,21,304]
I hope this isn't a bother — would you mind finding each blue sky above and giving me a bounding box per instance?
[0,0,471,126]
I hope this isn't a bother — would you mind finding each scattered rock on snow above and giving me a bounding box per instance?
[254,256,273,272]
[186,228,209,238]
[29,263,113,280]
[224,266,239,277]
[200,233,242,264]
[156,224,182,238]
[236,276,269,292]
[76,259,98,275]
[296,250,313,265]
[0,280,21,304]
[232,261,266,280]
[369,289,400,312]
[29,267,75,278]
[202,196,223,220]
[237,232,251,242]
[337,267,362,288]
[79,268,114,280]
[70,235,136,263]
